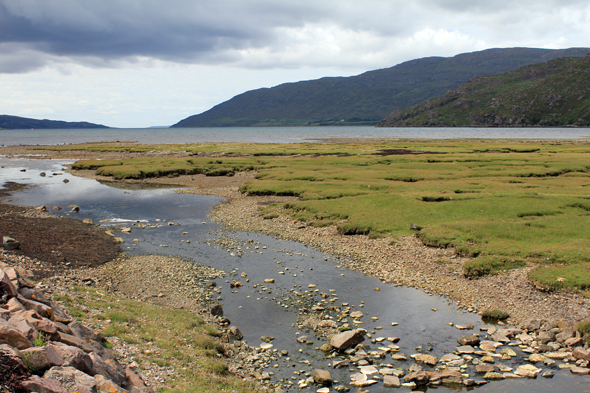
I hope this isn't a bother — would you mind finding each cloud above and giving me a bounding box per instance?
[2,0,589,75]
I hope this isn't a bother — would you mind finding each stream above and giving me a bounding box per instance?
[1,156,588,392]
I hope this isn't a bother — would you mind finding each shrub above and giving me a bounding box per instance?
[481,309,510,320]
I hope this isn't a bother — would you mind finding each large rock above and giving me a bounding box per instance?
[228,326,243,341]
[7,312,38,340]
[313,369,333,385]
[44,366,96,393]
[330,329,365,350]
[47,300,72,324]
[51,331,105,355]
[68,321,104,343]
[0,319,33,349]
[89,352,126,386]
[210,304,223,317]
[95,374,128,392]
[19,287,51,305]
[0,267,18,298]
[21,345,65,372]
[21,375,69,393]
[53,344,93,374]
[413,354,437,366]
[573,348,590,361]
[383,375,401,387]
[22,310,58,334]
[2,236,20,250]
[17,296,54,320]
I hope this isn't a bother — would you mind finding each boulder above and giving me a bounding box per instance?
[330,329,365,350]
[21,375,69,393]
[6,297,25,312]
[47,301,72,324]
[21,345,65,372]
[0,319,33,349]
[44,366,96,393]
[515,364,541,378]
[228,326,243,341]
[51,331,105,355]
[570,366,590,375]
[0,268,18,298]
[17,296,54,320]
[573,348,590,361]
[94,374,128,392]
[68,321,103,343]
[8,312,38,340]
[313,369,333,385]
[19,287,51,305]
[89,352,126,386]
[125,367,149,392]
[53,344,93,374]
[3,236,20,250]
[23,310,58,334]
[537,330,555,345]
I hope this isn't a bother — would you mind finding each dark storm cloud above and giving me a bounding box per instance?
[0,0,326,71]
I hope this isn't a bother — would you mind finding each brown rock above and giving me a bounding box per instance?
[313,369,333,385]
[23,310,58,334]
[21,375,69,393]
[457,335,480,346]
[53,344,93,374]
[330,329,365,350]
[0,319,33,349]
[68,321,103,343]
[21,345,65,372]
[6,297,25,312]
[125,367,149,392]
[95,374,128,392]
[17,296,54,320]
[210,304,223,317]
[383,375,401,387]
[89,352,126,386]
[44,366,96,392]
[475,364,495,373]
[19,287,51,305]
[51,331,105,355]
[0,268,18,299]
[7,312,38,340]
[414,353,437,366]
[573,348,590,361]
[404,371,429,386]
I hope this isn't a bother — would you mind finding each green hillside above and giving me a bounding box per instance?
[0,115,109,130]
[378,53,590,127]
[172,47,589,128]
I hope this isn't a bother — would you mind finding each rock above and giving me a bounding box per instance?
[319,343,333,352]
[403,371,429,386]
[68,321,103,343]
[17,296,54,320]
[53,344,93,374]
[483,372,504,380]
[457,335,480,346]
[475,364,495,373]
[565,337,584,347]
[0,319,33,349]
[573,348,590,361]
[18,287,50,305]
[0,268,18,298]
[88,352,126,386]
[383,375,401,387]
[228,326,243,341]
[358,365,378,375]
[3,236,20,250]
[479,341,502,352]
[47,301,72,324]
[440,354,461,363]
[318,320,337,329]
[21,375,69,393]
[456,345,475,354]
[330,329,365,350]
[542,370,555,378]
[94,374,128,392]
[82,219,95,225]
[125,367,150,392]
[570,366,590,375]
[51,331,104,355]
[313,369,333,385]
[113,237,125,244]
[350,311,363,319]
[44,366,96,392]
[537,330,555,344]
[413,353,437,366]
[21,310,58,334]
[515,364,541,378]
[528,353,546,363]
[21,345,65,372]
[7,312,38,340]
[410,223,422,231]
[264,279,275,283]
[526,319,543,331]
[210,304,223,317]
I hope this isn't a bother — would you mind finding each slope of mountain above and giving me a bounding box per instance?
[0,115,109,130]
[172,47,590,128]
[378,53,590,128]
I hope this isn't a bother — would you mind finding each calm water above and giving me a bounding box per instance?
[1,126,590,146]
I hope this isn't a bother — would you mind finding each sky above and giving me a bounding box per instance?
[1,0,589,128]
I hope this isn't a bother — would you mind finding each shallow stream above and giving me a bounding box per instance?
[1,157,587,392]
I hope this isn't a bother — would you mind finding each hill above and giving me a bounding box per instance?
[378,53,590,127]
[172,47,590,128]
[0,115,109,129]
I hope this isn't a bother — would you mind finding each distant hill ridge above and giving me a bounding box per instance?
[0,115,109,130]
[378,52,590,127]
[172,47,590,128]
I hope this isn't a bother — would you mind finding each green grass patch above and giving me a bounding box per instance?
[69,139,590,292]
[529,264,590,291]
[463,256,526,278]
[481,309,510,320]
[57,287,260,393]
